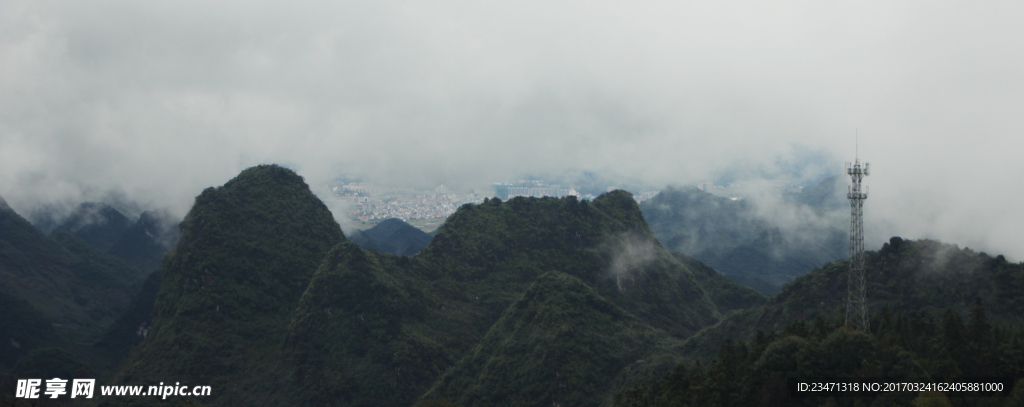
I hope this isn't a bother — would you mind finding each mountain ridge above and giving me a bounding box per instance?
[674,237,1024,367]
[102,167,749,406]
[0,197,145,345]
[51,202,134,252]
[109,164,346,399]
[640,184,847,294]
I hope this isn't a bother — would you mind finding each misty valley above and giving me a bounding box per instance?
[1,165,1022,407]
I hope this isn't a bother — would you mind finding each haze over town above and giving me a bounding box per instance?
[2,0,1022,260]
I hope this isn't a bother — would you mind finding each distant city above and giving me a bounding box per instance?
[328,179,666,228]
[329,182,486,226]
[328,177,816,229]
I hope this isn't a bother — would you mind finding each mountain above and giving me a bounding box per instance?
[357,218,432,255]
[107,210,180,273]
[103,167,760,406]
[639,185,847,294]
[614,238,1024,406]
[673,253,769,314]
[419,271,686,407]
[674,237,1024,366]
[92,270,162,361]
[106,164,346,404]
[51,202,134,251]
[0,195,146,345]
[277,191,726,406]
[346,228,380,252]
[0,289,63,371]
[785,175,846,209]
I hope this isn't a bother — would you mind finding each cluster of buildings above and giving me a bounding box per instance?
[494,182,585,200]
[331,182,489,224]
[633,191,659,203]
[331,180,664,225]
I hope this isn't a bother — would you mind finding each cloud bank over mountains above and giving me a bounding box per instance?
[2,0,1022,259]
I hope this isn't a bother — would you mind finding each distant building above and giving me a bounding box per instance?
[633,191,660,203]
[494,182,579,200]
[697,182,714,193]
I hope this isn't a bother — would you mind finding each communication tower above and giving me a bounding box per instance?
[846,155,870,331]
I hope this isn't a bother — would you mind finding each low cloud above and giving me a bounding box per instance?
[1,0,1021,260]
[601,232,660,292]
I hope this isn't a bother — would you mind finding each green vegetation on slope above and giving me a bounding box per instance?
[283,241,448,406]
[640,185,847,294]
[51,202,134,252]
[677,237,1024,366]
[100,168,756,406]
[422,271,685,407]
[0,289,62,371]
[93,269,162,362]
[0,197,146,344]
[616,237,1024,406]
[108,164,345,404]
[420,193,719,339]
[107,210,179,273]
[673,253,768,314]
[357,218,432,255]
[615,304,1024,407]
[274,191,728,407]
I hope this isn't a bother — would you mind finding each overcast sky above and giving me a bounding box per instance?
[2,0,1022,259]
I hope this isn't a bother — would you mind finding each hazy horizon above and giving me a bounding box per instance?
[2,0,1022,260]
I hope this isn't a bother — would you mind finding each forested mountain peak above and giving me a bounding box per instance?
[101,172,754,406]
[110,164,345,394]
[615,238,1024,406]
[0,197,143,345]
[674,237,1024,369]
[640,184,847,294]
[51,202,133,251]
[106,210,180,273]
[350,218,432,255]
[421,271,677,407]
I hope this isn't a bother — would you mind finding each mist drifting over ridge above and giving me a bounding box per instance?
[1,0,1022,260]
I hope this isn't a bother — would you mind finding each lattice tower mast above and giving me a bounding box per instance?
[846,154,870,331]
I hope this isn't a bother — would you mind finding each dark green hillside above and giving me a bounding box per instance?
[422,271,684,407]
[0,289,62,371]
[673,253,768,314]
[677,237,1024,365]
[616,306,1024,406]
[282,241,449,406]
[346,228,381,252]
[108,165,344,402]
[640,185,846,295]
[107,210,180,273]
[274,192,725,407]
[615,239,1024,406]
[100,172,759,406]
[0,196,145,343]
[93,270,161,361]
[420,192,719,339]
[53,231,146,296]
[360,218,432,255]
[268,191,724,405]
[51,202,133,251]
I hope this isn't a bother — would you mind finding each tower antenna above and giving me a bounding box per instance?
[846,138,870,331]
